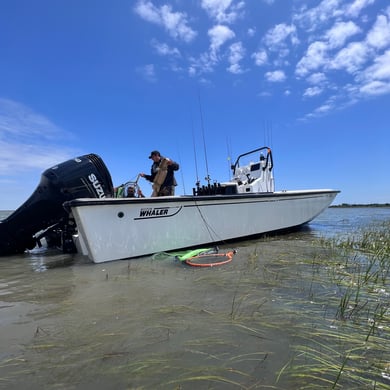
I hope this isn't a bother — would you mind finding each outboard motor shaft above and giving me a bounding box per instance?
[0,153,113,256]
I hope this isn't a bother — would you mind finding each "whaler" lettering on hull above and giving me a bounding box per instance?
[135,206,182,220]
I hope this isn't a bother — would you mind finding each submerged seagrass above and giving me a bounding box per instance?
[278,219,390,388]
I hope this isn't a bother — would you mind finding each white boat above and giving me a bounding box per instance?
[65,147,339,263]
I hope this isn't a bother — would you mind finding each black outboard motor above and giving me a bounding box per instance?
[0,153,114,256]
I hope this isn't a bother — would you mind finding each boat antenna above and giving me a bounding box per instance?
[198,92,211,185]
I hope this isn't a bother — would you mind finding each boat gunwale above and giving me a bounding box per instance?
[64,189,340,208]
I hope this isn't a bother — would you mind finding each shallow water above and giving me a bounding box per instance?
[0,207,389,389]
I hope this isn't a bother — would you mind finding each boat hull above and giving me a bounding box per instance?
[66,189,339,263]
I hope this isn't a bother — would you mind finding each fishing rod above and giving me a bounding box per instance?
[226,136,232,179]
[198,92,211,185]
[264,119,273,149]
[177,148,186,194]
[192,117,200,191]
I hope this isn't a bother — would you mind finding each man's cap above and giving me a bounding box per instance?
[148,150,160,159]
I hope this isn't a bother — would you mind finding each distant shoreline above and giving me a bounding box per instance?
[331,203,390,208]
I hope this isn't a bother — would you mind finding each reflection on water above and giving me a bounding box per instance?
[0,207,389,389]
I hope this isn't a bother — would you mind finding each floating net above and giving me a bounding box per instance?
[152,247,237,267]
[178,248,236,267]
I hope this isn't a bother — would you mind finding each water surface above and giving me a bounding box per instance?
[1,207,389,389]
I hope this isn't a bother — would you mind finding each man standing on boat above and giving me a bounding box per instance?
[140,150,179,196]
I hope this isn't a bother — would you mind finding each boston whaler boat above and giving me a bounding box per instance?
[0,147,339,263]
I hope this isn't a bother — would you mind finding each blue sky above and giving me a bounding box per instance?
[1,0,389,210]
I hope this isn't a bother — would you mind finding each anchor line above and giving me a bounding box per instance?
[193,200,227,245]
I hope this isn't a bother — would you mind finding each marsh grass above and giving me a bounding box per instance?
[278,220,390,388]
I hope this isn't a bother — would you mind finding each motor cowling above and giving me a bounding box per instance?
[0,153,114,256]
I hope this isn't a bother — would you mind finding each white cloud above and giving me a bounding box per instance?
[295,19,365,77]
[307,72,327,85]
[134,1,197,42]
[316,103,333,113]
[357,50,390,96]
[247,27,256,37]
[296,29,368,77]
[252,49,268,66]
[187,23,236,76]
[0,98,79,175]
[134,0,390,120]
[151,40,181,57]
[345,0,375,18]
[133,0,160,23]
[0,141,73,173]
[188,65,197,77]
[303,86,323,97]
[227,42,245,74]
[260,23,298,70]
[138,64,157,82]
[360,80,390,95]
[188,52,216,76]
[293,0,343,31]
[295,3,390,115]
[366,11,390,50]
[201,0,244,24]
[227,63,242,74]
[265,70,286,82]
[296,41,328,77]
[325,21,361,49]
[0,98,63,140]
[208,24,235,60]
[263,23,299,51]
[295,0,375,32]
[330,41,371,73]
[366,49,390,80]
